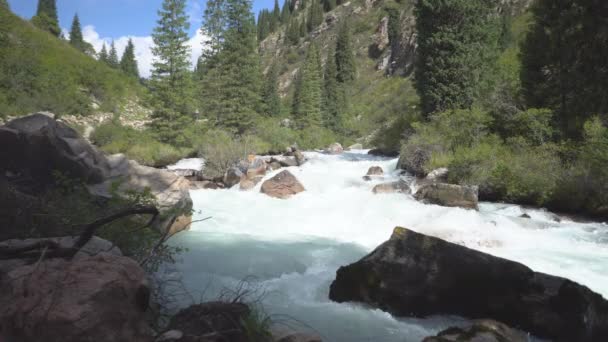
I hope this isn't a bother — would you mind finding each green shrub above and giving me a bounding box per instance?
[253,118,298,153]
[196,129,253,179]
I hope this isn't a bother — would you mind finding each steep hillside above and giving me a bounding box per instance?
[0,6,145,119]
[259,0,532,152]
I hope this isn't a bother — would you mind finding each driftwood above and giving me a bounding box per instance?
[0,205,159,261]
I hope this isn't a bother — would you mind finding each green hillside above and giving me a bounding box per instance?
[0,6,143,118]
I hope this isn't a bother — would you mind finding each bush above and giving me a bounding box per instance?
[196,129,254,179]
[253,118,298,153]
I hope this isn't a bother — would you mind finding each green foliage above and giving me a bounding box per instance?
[281,0,291,23]
[0,0,9,10]
[241,306,273,342]
[33,0,60,36]
[98,43,109,63]
[196,129,256,178]
[262,62,281,116]
[0,10,141,117]
[149,0,195,144]
[253,118,298,152]
[292,43,323,129]
[307,0,324,33]
[520,0,608,138]
[91,122,185,167]
[286,18,300,45]
[201,0,262,134]
[108,41,120,68]
[335,20,356,83]
[323,45,341,132]
[323,0,336,12]
[414,0,500,116]
[69,14,86,52]
[120,39,140,79]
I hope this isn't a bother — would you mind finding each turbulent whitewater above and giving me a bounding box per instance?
[165,150,608,341]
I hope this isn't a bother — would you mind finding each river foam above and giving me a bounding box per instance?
[166,150,608,341]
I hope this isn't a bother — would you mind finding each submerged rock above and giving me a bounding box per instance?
[366,166,384,176]
[329,227,608,341]
[414,183,479,210]
[325,143,344,155]
[0,253,152,342]
[372,180,410,194]
[261,170,305,199]
[423,320,527,342]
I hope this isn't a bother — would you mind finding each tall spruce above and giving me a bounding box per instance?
[262,62,282,116]
[271,0,281,31]
[307,0,324,32]
[292,43,323,129]
[69,14,86,52]
[1,0,9,10]
[281,0,291,23]
[107,41,120,68]
[286,19,300,45]
[335,20,356,83]
[120,39,139,79]
[98,43,109,63]
[299,18,307,37]
[414,0,499,116]
[149,0,194,144]
[323,0,336,12]
[323,45,341,132]
[521,0,608,138]
[200,0,262,134]
[32,0,60,36]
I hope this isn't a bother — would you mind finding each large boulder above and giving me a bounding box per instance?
[223,166,245,188]
[329,227,608,341]
[0,253,153,342]
[88,154,193,235]
[414,183,479,210]
[1,114,193,235]
[372,180,410,194]
[423,320,527,342]
[260,170,305,199]
[396,146,430,177]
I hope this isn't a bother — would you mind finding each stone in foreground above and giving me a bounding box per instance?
[329,227,608,342]
[415,182,478,210]
[260,170,305,199]
[423,320,527,342]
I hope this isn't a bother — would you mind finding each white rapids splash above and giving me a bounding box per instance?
[165,150,608,341]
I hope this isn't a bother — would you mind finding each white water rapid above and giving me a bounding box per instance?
[165,150,608,341]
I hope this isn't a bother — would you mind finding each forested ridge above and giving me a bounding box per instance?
[1,0,608,217]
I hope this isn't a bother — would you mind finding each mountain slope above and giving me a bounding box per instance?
[0,7,144,119]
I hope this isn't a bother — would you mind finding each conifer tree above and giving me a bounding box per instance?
[323,0,336,12]
[120,39,139,79]
[1,0,9,11]
[307,0,324,32]
[200,0,262,134]
[286,19,300,45]
[262,62,282,116]
[271,0,281,31]
[299,18,307,37]
[281,0,291,23]
[98,44,109,63]
[108,41,120,68]
[323,45,341,131]
[149,0,194,144]
[32,0,60,36]
[414,0,498,116]
[292,43,323,129]
[69,14,87,52]
[335,20,356,83]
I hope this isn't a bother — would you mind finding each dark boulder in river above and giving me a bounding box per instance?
[422,319,527,342]
[329,227,608,341]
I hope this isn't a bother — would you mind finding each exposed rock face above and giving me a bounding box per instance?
[261,170,305,199]
[0,253,152,342]
[325,143,344,155]
[1,114,193,235]
[166,302,250,342]
[372,180,410,194]
[374,17,390,52]
[415,183,479,210]
[329,227,608,342]
[423,320,527,342]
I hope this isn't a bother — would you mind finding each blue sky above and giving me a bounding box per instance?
[6,0,279,77]
[8,0,277,37]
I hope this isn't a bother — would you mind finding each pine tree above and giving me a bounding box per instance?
[98,44,109,63]
[281,0,291,23]
[120,39,139,79]
[32,0,60,36]
[521,0,608,138]
[271,0,281,31]
[149,0,194,144]
[335,20,356,84]
[262,62,282,116]
[1,0,10,11]
[200,0,262,134]
[307,0,324,32]
[286,19,300,45]
[323,0,336,12]
[414,0,498,116]
[299,18,307,37]
[292,43,323,129]
[108,41,120,68]
[69,14,87,52]
[323,45,341,132]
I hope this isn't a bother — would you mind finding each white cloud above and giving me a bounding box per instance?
[80,25,208,78]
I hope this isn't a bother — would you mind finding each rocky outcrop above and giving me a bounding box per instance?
[372,180,410,194]
[325,143,344,155]
[414,183,479,210]
[164,302,250,342]
[0,253,152,342]
[423,320,527,342]
[396,146,430,177]
[372,17,390,53]
[261,170,305,199]
[1,114,193,235]
[329,227,608,342]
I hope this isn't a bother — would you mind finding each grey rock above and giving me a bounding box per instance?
[415,183,479,210]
